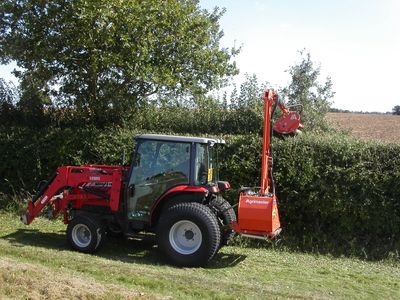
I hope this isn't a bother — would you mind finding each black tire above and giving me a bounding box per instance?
[67,215,105,253]
[210,196,237,247]
[156,202,221,267]
[106,221,123,238]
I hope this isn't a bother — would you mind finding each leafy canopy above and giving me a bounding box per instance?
[392,105,400,115]
[0,0,239,124]
[282,50,334,129]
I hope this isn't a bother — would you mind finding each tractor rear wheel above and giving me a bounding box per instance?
[157,202,221,267]
[210,196,237,246]
[67,215,104,253]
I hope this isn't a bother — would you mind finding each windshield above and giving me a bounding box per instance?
[130,140,191,186]
[127,140,191,220]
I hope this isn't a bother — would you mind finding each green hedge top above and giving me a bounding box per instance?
[220,133,400,259]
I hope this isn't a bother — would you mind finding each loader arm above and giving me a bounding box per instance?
[21,165,124,225]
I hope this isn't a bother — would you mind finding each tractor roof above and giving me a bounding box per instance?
[134,134,225,145]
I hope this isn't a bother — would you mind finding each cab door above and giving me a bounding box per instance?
[127,140,191,222]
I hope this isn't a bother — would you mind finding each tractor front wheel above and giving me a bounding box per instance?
[67,215,104,253]
[157,202,221,267]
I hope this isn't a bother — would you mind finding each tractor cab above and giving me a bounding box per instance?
[125,134,225,225]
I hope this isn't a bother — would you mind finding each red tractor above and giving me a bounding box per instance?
[21,89,302,267]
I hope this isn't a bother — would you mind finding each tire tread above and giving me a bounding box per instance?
[157,202,221,267]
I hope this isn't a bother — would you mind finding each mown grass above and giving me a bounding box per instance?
[0,211,399,299]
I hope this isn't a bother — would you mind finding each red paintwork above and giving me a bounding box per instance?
[260,90,303,195]
[23,164,209,228]
[260,90,274,195]
[223,182,231,189]
[273,111,302,135]
[23,165,126,225]
[235,89,302,238]
[149,185,208,225]
[235,194,280,236]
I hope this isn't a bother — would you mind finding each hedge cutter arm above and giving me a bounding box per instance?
[262,89,303,194]
[232,89,302,239]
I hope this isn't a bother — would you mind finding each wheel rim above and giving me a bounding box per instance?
[71,224,92,248]
[169,220,202,255]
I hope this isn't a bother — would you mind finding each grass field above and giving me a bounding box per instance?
[1,212,399,299]
[326,112,400,142]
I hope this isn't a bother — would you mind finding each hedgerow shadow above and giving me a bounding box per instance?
[1,228,67,249]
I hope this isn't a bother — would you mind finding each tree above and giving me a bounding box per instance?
[0,78,18,125]
[224,74,269,133]
[0,78,16,106]
[17,72,51,126]
[392,105,400,115]
[282,50,335,129]
[0,0,239,125]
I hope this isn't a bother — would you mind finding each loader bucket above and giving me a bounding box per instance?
[234,192,281,239]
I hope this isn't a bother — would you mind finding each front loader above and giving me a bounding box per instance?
[21,89,301,267]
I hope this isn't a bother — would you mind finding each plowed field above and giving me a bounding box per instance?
[326,113,400,142]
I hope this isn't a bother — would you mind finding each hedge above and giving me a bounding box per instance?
[1,126,399,259]
[0,125,135,194]
[221,133,400,259]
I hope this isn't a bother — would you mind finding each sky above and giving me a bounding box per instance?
[199,0,400,112]
[1,0,399,112]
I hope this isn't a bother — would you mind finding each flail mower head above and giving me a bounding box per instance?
[233,89,302,239]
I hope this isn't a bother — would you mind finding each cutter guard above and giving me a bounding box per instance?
[234,192,281,238]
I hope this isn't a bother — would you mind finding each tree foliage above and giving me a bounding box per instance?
[282,50,334,129]
[131,73,269,134]
[0,0,239,124]
[0,78,16,105]
[392,105,400,115]
[0,78,18,125]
